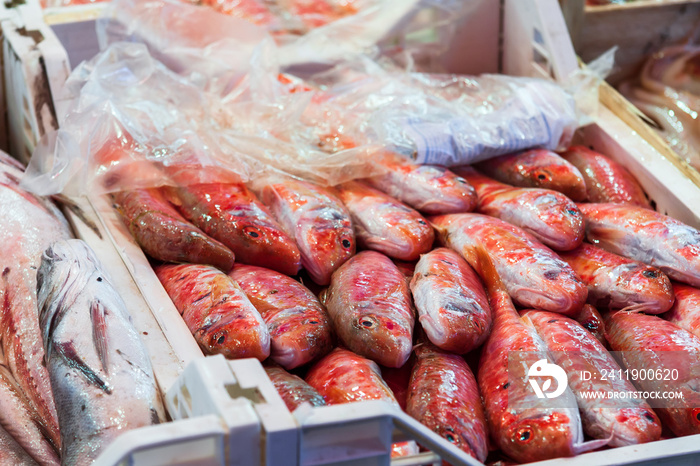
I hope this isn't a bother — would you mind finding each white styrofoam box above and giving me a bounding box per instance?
[3,0,700,465]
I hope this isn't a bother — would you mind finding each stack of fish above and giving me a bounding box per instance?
[116,139,700,464]
[0,155,163,465]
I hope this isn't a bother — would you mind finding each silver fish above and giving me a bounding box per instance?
[37,239,165,465]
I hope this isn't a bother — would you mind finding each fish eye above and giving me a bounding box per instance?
[566,208,579,216]
[417,219,427,226]
[307,320,319,325]
[244,226,261,238]
[642,270,659,279]
[584,321,599,331]
[515,427,533,443]
[358,316,378,329]
[340,237,352,249]
[212,332,227,345]
[643,411,656,422]
[445,433,456,443]
[693,408,700,424]
[455,177,467,184]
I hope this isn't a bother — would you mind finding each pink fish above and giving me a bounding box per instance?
[662,282,700,340]
[561,146,649,207]
[363,152,477,214]
[155,264,270,360]
[578,203,700,287]
[559,243,674,313]
[454,166,584,250]
[406,341,488,462]
[472,247,603,463]
[306,348,398,405]
[523,310,661,447]
[230,264,332,369]
[334,181,434,261]
[165,182,301,275]
[113,188,235,271]
[409,248,491,353]
[264,363,326,411]
[323,251,414,368]
[605,311,700,437]
[430,213,587,315]
[476,149,587,201]
[258,178,354,285]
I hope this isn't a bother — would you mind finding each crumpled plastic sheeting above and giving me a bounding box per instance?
[21,42,256,197]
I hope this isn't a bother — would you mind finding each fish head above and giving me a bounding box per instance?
[348,311,413,368]
[512,267,588,316]
[533,194,585,250]
[620,266,675,313]
[501,411,579,462]
[297,209,355,285]
[197,313,269,361]
[606,408,661,446]
[518,151,587,201]
[269,309,333,369]
[236,215,301,276]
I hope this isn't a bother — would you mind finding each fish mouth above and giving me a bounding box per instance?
[270,345,303,370]
[418,315,448,347]
[512,286,584,315]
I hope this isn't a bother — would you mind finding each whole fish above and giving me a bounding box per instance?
[605,311,700,437]
[522,310,662,447]
[561,146,649,207]
[264,363,326,411]
[324,251,414,368]
[475,149,587,201]
[0,365,59,465]
[559,243,674,313]
[155,263,270,360]
[334,181,434,261]
[663,283,700,340]
[430,213,587,315]
[363,152,477,214]
[113,188,235,271]
[409,248,491,353]
[0,423,37,466]
[0,158,71,451]
[305,348,398,405]
[578,203,700,287]
[305,348,417,458]
[37,239,165,465]
[454,166,584,251]
[406,341,489,462]
[165,182,301,275]
[472,247,603,463]
[258,178,354,285]
[230,264,332,369]
[574,304,608,348]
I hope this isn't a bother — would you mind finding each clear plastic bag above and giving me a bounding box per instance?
[22,42,251,196]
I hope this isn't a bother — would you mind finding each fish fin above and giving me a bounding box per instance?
[91,300,110,376]
[572,434,613,454]
[588,226,628,244]
[55,341,112,394]
[471,245,507,298]
[618,303,647,314]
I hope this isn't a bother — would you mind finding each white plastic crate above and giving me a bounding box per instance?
[2,0,700,465]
